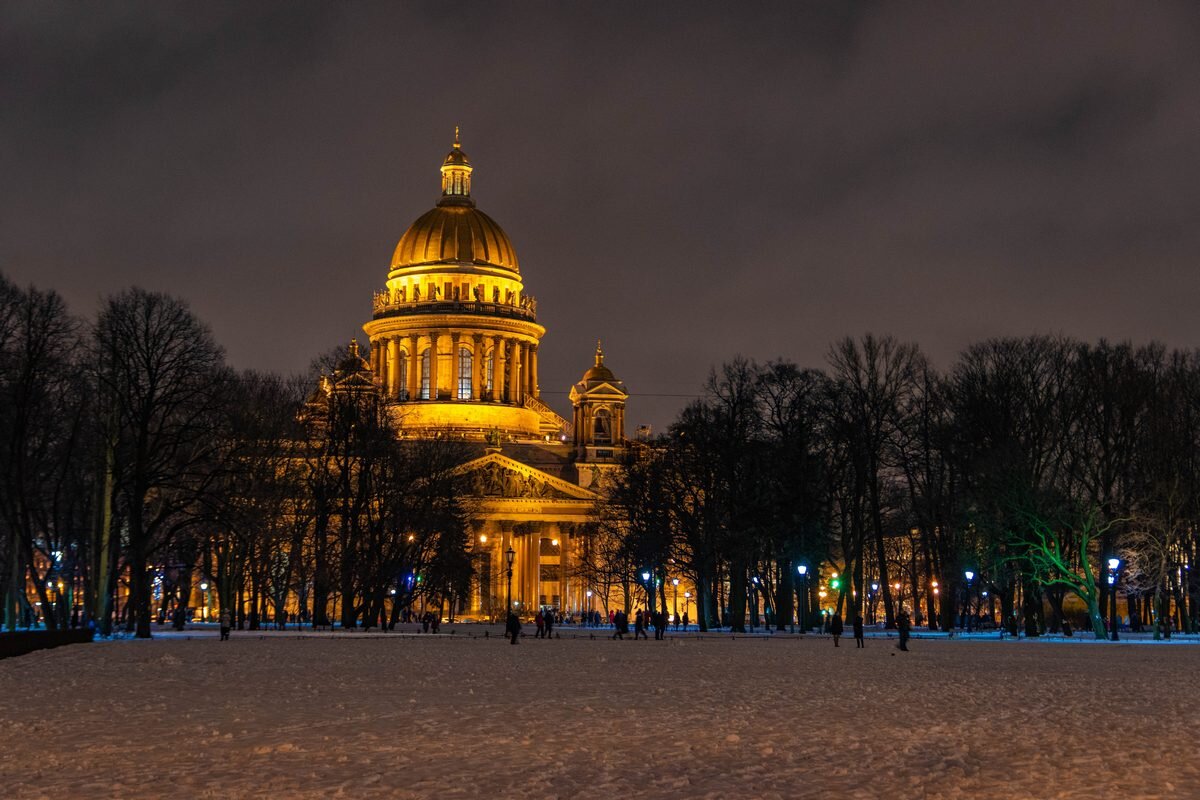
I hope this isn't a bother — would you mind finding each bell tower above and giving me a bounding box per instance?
[569,341,628,467]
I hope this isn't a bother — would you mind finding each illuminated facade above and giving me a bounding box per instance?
[349,133,635,617]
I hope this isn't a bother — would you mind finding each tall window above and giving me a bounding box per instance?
[420,348,431,400]
[458,346,473,400]
[593,407,613,445]
[485,348,494,395]
[398,351,409,400]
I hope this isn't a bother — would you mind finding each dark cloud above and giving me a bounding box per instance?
[3,1,1200,431]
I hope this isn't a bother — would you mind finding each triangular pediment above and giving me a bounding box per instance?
[451,451,597,501]
[570,381,628,400]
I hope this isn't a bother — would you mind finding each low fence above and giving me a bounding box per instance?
[0,628,93,660]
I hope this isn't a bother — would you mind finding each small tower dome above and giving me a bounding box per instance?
[569,341,628,464]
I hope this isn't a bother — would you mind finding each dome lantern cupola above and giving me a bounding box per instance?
[439,126,474,206]
[387,129,520,274]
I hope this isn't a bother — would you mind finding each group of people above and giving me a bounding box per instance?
[828,609,912,651]
[606,608,676,640]
[533,609,556,638]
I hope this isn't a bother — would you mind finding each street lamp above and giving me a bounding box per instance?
[964,570,975,633]
[505,546,516,613]
[672,578,680,623]
[750,576,760,631]
[1107,557,1120,641]
[797,564,808,633]
[199,581,209,621]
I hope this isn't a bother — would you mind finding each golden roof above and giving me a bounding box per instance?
[391,204,519,273]
[391,130,520,274]
[581,340,616,383]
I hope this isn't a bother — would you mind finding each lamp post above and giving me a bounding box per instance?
[684,591,691,628]
[641,571,652,615]
[964,570,975,634]
[1107,557,1120,641]
[797,565,808,633]
[751,575,760,631]
[199,581,209,622]
[672,578,680,624]
[505,546,516,614]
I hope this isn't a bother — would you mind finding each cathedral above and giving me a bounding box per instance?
[319,132,630,619]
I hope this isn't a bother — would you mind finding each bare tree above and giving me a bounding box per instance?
[92,288,228,638]
[0,278,90,631]
[827,334,921,627]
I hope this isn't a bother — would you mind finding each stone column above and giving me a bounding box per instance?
[530,344,539,398]
[429,330,441,401]
[519,342,530,400]
[516,529,529,609]
[527,530,540,608]
[557,527,569,611]
[408,334,420,401]
[472,334,484,400]
[386,337,399,398]
[508,339,521,406]
[494,337,508,403]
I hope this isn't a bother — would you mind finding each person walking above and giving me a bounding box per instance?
[682,611,689,631]
[635,609,648,640]
[853,614,865,648]
[219,609,231,641]
[534,610,544,639]
[506,610,521,645]
[611,610,627,640]
[830,612,844,647]
[653,609,666,640]
[544,609,554,639]
[897,609,911,651]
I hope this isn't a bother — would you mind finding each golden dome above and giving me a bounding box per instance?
[390,129,520,274]
[391,205,519,273]
[581,341,616,382]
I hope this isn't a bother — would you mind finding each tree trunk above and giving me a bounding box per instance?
[1022,580,1041,637]
[132,552,152,639]
[697,575,713,632]
[1085,593,1107,640]
[728,561,747,633]
[1045,588,1065,633]
[776,558,793,631]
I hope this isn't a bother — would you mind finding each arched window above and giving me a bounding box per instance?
[485,348,494,394]
[593,407,613,445]
[398,350,409,400]
[457,346,473,400]
[420,348,431,400]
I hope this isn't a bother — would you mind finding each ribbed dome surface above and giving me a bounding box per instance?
[391,204,520,274]
[581,363,615,382]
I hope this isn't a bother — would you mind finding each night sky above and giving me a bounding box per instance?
[4,2,1200,432]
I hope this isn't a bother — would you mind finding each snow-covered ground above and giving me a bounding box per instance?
[2,631,1196,799]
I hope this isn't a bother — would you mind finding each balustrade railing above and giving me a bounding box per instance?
[525,394,573,438]
[373,291,537,322]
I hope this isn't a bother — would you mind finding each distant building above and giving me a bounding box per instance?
[310,133,633,619]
